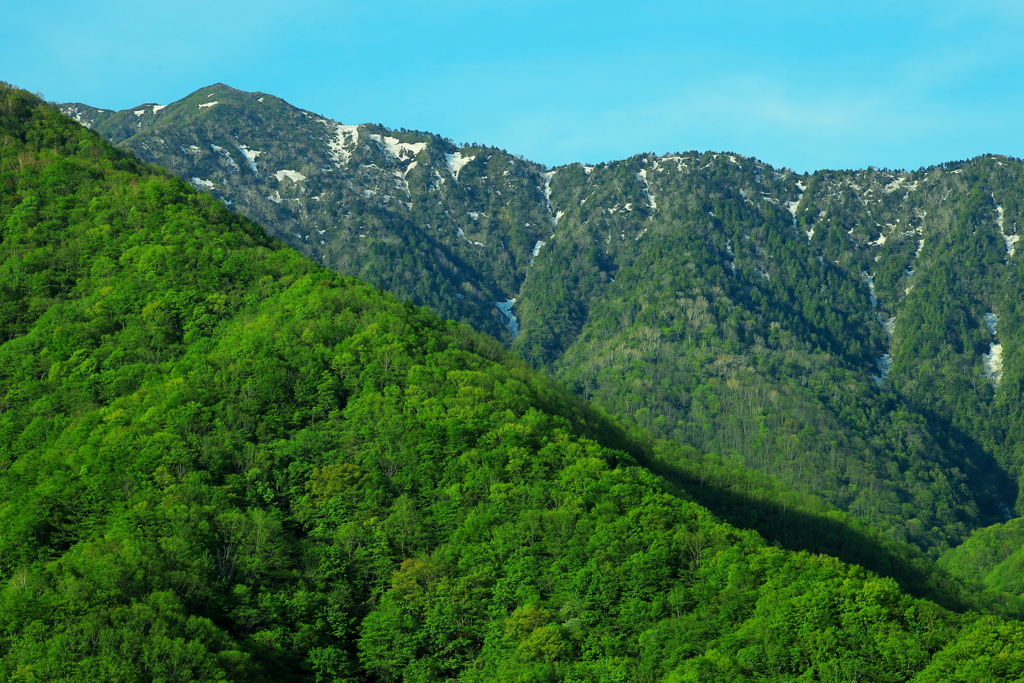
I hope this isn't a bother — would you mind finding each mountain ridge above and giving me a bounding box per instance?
[60,84,1024,562]
[4,80,1023,681]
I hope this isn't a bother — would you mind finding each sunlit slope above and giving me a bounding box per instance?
[0,83,1009,680]
[62,83,557,343]
[64,86,1024,556]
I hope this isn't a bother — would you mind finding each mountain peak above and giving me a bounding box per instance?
[59,84,1024,567]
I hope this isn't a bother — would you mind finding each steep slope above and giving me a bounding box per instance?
[542,156,1024,554]
[63,86,1024,556]
[3,82,1022,681]
[939,517,1024,594]
[61,84,557,343]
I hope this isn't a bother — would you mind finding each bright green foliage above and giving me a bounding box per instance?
[912,616,1024,682]
[939,517,1024,595]
[649,440,1023,616]
[2,83,1024,681]
[69,86,1024,558]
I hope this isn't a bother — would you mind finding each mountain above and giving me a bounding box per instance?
[60,85,553,343]
[61,85,1024,561]
[4,81,1022,682]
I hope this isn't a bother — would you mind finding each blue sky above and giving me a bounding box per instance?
[5,1,1024,172]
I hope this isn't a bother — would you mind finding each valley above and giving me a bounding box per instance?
[62,85,1024,560]
[0,80,1022,679]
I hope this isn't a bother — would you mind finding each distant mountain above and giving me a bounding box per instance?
[62,85,1024,561]
[11,80,1024,683]
[61,84,555,342]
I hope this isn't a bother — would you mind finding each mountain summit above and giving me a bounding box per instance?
[63,85,1024,562]
[0,79,1004,682]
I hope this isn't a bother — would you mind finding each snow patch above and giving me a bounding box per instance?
[863,272,877,306]
[532,240,546,257]
[787,181,806,235]
[210,144,240,172]
[236,144,261,177]
[396,160,418,179]
[983,343,1004,385]
[785,200,800,227]
[198,101,219,109]
[327,123,360,165]
[275,169,307,183]
[445,152,476,180]
[63,107,94,128]
[151,104,166,113]
[637,168,657,210]
[652,156,689,173]
[995,201,1019,256]
[495,299,519,338]
[455,227,483,247]
[189,177,217,191]
[982,311,1003,386]
[868,232,886,246]
[430,169,447,190]
[369,134,427,162]
[984,312,998,336]
[871,354,892,385]
[541,170,556,215]
[883,176,908,194]
[1004,233,1019,257]
[133,110,146,116]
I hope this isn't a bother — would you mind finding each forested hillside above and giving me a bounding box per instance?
[61,87,554,343]
[62,85,1024,562]
[0,83,1022,681]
